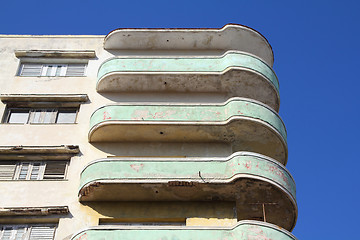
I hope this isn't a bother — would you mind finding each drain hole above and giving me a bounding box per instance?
[160,132,164,135]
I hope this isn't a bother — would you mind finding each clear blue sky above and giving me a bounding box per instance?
[1,0,359,238]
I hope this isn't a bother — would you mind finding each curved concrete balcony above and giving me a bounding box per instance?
[97,52,279,111]
[70,221,297,240]
[104,24,274,66]
[79,152,297,230]
[89,98,287,164]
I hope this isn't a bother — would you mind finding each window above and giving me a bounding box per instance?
[0,161,68,180]
[99,218,186,226]
[19,63,86,77]
[0,225,56,240]
[4,108,78,124]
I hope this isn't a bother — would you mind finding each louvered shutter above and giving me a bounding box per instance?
[65,64,86,76]
[20,64,42,76]
[43,162,67,179]
[0,162,16,180]
[29,226,55,240]
[1,227,13,240]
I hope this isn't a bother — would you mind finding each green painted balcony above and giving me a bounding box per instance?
[79,152,297,230]
[70,221,297,240]
[104,24,274,66]
[97,52,280,111]
[89,98,288,164]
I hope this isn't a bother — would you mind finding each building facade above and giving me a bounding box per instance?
[0,24,298,239]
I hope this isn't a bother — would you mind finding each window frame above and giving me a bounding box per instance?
[18,63,87,77]
[0,224,56,240]
[0,161,69,181]
[14,161,43,180]
[3,107,78,124]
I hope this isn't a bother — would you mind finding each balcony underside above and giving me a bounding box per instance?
[79,153,297,230]
[97,53,279,111]
[104,24,274,66]
[71,221,297,240]
[89,98,287,164]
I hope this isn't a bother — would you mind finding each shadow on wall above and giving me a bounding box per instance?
[96,92,229,104]
[82,201,237,223]
[90,142,232,158]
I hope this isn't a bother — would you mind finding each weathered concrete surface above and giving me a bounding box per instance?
[70,220,297,240]
[79,152,295,199]
[97,52,279,111]
[89,98,287,164]
[79,152,297,230]
[104,24,274,66]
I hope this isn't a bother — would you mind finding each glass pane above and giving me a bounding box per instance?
[32,110,42,123]
[55,66,62,76]
[43,110,55,123]
[56,110,77,123]
[8,110,29,124]
[19,163,29,180]
[44,162,67,179]
[46,66,53,76]
[14,228,26,240]
[30,163,41,180]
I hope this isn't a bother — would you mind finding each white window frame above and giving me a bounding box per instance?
[14,162,44,180]
[19,63,87,77]
[0,224,56,240]
[41,64,67,77]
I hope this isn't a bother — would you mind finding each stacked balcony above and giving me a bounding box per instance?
[96,51,280,111]
[88,98,287,163]
[79,152,296,231]
[77,24,297,239]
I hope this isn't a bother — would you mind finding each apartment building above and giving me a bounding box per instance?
[0,24,298,239]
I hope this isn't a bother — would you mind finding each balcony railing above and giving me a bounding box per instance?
[89,98,287,164]
[70,220,297,240]
[97,52,279,111]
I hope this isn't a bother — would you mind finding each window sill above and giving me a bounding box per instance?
[17,75,87,77]
[1,123,78,125]
[0,179,68,182]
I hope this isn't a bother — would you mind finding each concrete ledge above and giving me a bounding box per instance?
[0,94,89,103]
[15,50,96,59]
[0,145,79,154]
[0,206,69,216]
[104,23,274,66]
[0,145,79,160]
